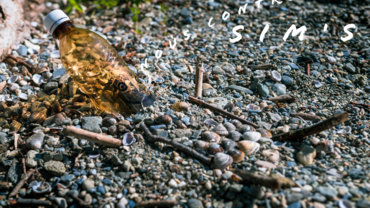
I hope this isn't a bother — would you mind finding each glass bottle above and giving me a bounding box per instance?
[44,10,154,115]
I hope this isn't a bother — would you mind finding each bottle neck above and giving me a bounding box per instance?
[52,21,73,39]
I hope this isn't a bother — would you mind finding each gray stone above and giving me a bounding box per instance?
[173,129,192,138]
[317,186,338,199]
[17,45,28,56]
[26,132,44,149]
[228,85,253,94]
[229,183,243,192]
[82,178,95,190]
[53,68,66,79]
[356,200,370,208]
[81,116,102,133]
[44,161,66,176]
[287,193,303,203]
[44,81,59,92]
[26,150,38,168]
[0,132,8,144]
[272,83,287,95]
[257,84,269,97]
[188,198,204,208]
[282,75,294,86]
[345,63,356,73]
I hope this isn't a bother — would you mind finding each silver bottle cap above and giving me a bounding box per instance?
[43,10,70,34]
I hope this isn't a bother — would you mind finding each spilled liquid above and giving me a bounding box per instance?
[59,27,154,115]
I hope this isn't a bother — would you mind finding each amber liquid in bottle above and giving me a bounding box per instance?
[53,21,154,115]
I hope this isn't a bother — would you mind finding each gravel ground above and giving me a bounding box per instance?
[0,0,369,207]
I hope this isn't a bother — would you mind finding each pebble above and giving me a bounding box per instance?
[317,186,338,199]
[344,63,356,73]
[271,70,282,82]
[82,179,95,190]
[272,83,287,95]
[17,45,28,56]
[242,131,261,142]
[25,150,38,167]
[228,85,253,94]
[282,75,294,86]
[32,74,43,86]
[188,198,204,208]
[257,84,270,97]
[296,145,316,166]
[26,132,44,149]
[81,116,102,133]
[44,161,66,176]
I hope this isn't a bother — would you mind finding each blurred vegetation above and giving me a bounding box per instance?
[65,0,147,21]
[65,0,168,34]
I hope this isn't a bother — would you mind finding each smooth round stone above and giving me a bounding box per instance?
[32,74,43,86]
[188,198,204,208]
[272,83,287,95]
[117,197,128,208]
[242,131,261,142]
[82,179,95,190]
[26,132,44,149]
[282,75,294,86]
[17,45,28,56]
[271,70,281,82]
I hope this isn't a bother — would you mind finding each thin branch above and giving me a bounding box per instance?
[189,96,258,128]
[9,198,52,206]
[272,112,349,142]
[232,169,296,189]
[63,126,122,147]
[269,94,296,103]
[194,62,204,98]
[350,101,369,109]
[140,122,212,164]
[136,200,178,208]
[247,64,276,70]
[9,169,35,197]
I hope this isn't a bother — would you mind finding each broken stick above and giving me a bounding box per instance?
[136,200,178,208]
[9,198,52,206]
[140,122,212,164]
[189,96,258,128]
[194,62,204,98]
[247,64,276,70]
[63,126,122,147]
[232,169,296,189]
[272,112,349,142]
[9,169,35,197]
[269,94,296,103]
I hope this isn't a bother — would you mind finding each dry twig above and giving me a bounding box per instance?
[194,62,204,98]
[9,198,52,206]
[136,200,178,208]
[189,96,258,128]
[9,169,35,197]
[269,94,296,103]
[272,112,349,142]
[232,169,296,189]
[6,55,34,73]
[350,101,369,109]
[140,122,212,164]
[63,126,122,147]
[247,64,276,70]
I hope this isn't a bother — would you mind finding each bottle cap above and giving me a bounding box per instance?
[43,10,70,34]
